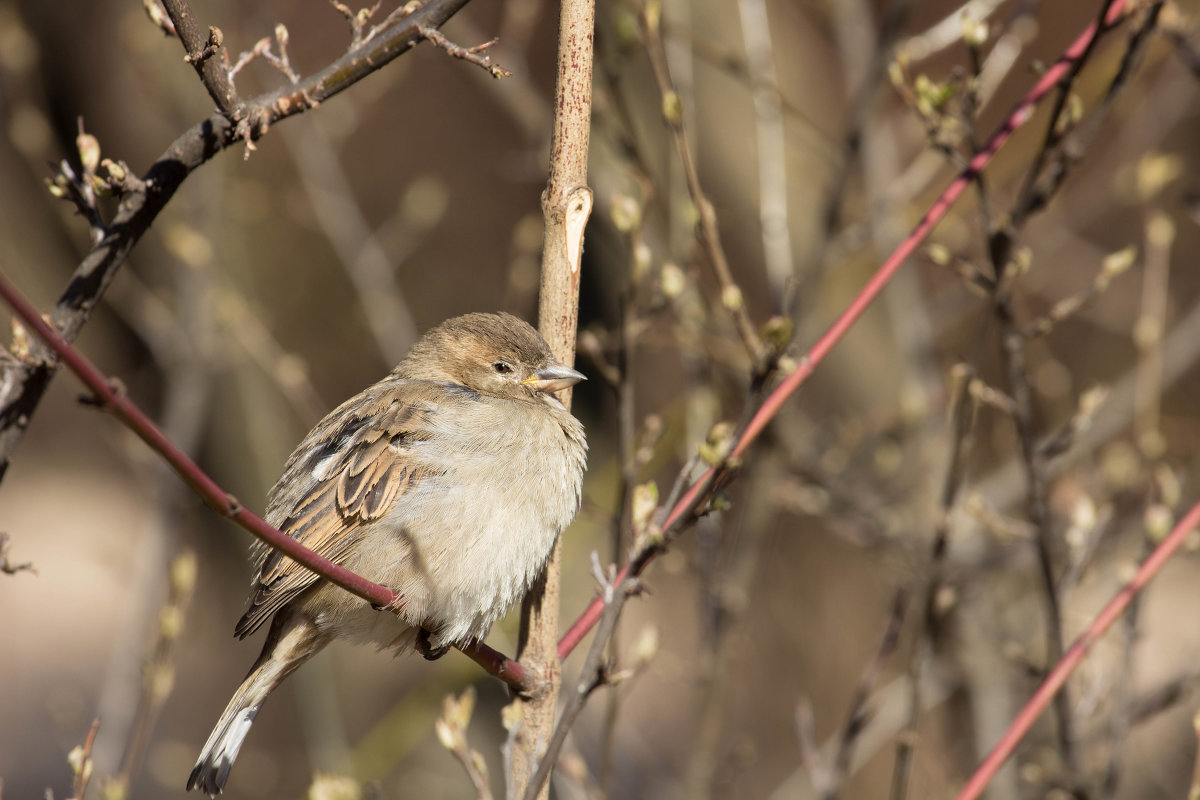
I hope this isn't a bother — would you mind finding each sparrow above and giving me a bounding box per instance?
[187,312,587,796]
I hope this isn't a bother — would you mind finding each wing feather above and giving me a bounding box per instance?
[234,380,444,639]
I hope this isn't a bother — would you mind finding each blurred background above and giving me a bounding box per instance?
[2,0,1200,798]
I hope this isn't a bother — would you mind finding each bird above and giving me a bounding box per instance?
[187,312,587,796]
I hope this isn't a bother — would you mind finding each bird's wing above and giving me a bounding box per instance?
[234,380,463,638]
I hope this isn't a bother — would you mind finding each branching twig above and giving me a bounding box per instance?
[160,0,242,119]
[0,0,474,481]
[419,26,512,79]
[640,5,765,364]
[890,366,979,800]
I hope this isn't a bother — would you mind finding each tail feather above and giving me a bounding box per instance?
[188,614,325,796]
[187,703,261,795]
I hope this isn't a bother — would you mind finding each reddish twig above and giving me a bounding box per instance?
[955,496,1200,800]
[558,0,1131,663]
[67,718,101,800]
[0,271,528,692]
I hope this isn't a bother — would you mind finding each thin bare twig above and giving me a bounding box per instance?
[65,719,101,800]
[524,567,638,800]
[640,6,765,364]
[160,0,241,118]
[890,366,979,800]
[825,590,910,800]
[418,26,512,79]
[983,4,1155,791]
[736,0,794,295]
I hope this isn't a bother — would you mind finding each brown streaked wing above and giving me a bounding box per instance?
[234,384,441,639]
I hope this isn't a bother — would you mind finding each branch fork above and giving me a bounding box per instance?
[418,25,513,78]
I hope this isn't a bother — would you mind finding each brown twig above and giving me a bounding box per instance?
[418,25,512,78]
[640,5,765,364]
[0,0,474,481]
[890,367,979,800]
[160,0,241,119]
[109,552,197,796]
[982,4,1155,791]
[66,718,100,800]
[510,0,595,792]
[826,590,910,800]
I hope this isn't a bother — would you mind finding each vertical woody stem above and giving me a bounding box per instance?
[513,0,595,794]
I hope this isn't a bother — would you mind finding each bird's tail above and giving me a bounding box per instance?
[187,615,325,796]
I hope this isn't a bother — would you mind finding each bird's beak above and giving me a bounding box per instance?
[522,360,586,392]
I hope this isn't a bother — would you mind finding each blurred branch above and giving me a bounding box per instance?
[281,118,420,365]
[736,0,794,296]
[0,0,474,481]
[214,286,329,423]
[0,531,35,576]
[1134,211,1174,453]
[771,665,959,800]
[898,0,1008,61]
[108,552,197,796]
[804,0,912,293]
[1166,24,1200,79]
[824,590,909,800]
[890,366,978,800]
[92,234,217,783]
[640,5,765,364]
[955,496,1200,800]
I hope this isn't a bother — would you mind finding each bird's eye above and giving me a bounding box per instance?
[493,361,514,374]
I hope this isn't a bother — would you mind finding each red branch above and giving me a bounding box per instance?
[956,496,1200,799]
[558,0,1132,662]
[0,272,527,690]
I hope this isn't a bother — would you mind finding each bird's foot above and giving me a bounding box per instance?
[416,626,450,661]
